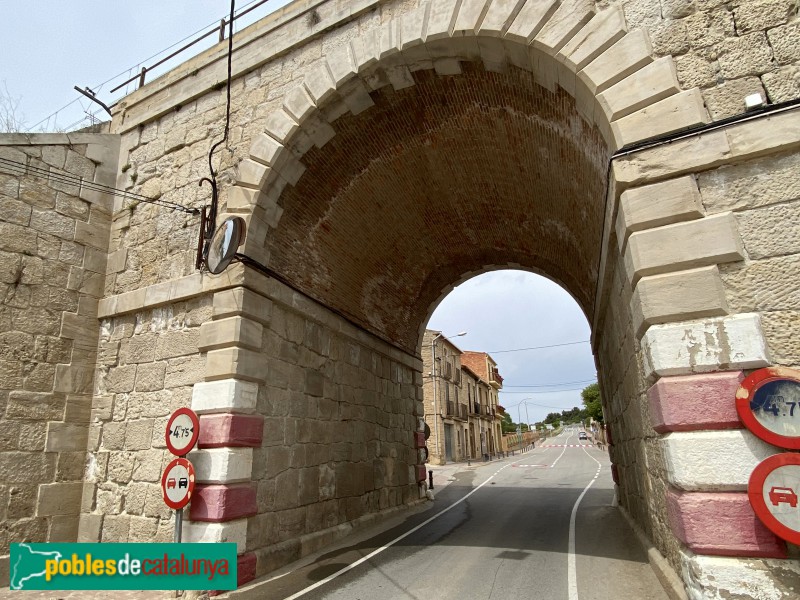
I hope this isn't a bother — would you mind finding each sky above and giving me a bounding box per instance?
[1,1,598,424]
[1,0,294,132]
[428,270,596,426]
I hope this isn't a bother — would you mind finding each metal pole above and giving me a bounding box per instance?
[174,509,182,543]
[428,469,434,490]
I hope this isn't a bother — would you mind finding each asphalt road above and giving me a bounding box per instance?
[237,429,670,600]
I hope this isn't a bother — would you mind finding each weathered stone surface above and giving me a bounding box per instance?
[45,422,89,452]
[199,316,263,352]
[667,488,786,558]
[598,57,680,121]
[192,378,258,414]
[642,313,770,378]
[611,88,710,148]
[188,447,253,483]
[183,519,248,553]
[680,550,800,600]
[698,151,800,213]
[36,482,83,516]
[615,175,704,251]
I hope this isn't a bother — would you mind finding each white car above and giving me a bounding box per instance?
[578,431,589,440]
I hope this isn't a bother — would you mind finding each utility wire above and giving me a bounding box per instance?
[0,157,199,214]
[502,378,596,388]
[486,340,590,353]
[499,387,590,394]
[26,0,265,132]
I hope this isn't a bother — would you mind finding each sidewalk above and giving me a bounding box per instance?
[425,446,538,492]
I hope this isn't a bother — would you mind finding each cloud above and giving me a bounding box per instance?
[427,270,596,424]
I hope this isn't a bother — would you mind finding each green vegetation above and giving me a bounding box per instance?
[539,382,604,427]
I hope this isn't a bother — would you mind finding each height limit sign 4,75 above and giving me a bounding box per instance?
[165,407,200,457]
[736,367,800,449]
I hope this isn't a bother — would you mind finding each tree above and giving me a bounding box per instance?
[581,383,603,422]
[501,412,516,434]
[0,81,26,132]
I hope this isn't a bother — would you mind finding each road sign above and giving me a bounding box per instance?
[736,367,800,449]
[165,407,200,456]
[161,457,195,510]
[749,453,800,545]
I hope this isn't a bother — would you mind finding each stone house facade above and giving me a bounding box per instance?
[420,330,503,464]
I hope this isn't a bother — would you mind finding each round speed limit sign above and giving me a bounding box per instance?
[736,367,800,449]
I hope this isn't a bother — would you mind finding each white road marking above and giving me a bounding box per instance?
[567,442,604,600]
[281,464,512,600]
[550,430,575,468]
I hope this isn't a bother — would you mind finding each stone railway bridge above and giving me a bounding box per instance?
[1,0,799,597]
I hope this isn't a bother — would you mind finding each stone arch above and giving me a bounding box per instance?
[180,1,787,593]
[223,0,710,352]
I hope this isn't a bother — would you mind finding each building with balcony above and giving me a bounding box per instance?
[422,331,504,464]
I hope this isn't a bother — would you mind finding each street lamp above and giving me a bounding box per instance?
[431,330,466,464]
[517,399,533,449]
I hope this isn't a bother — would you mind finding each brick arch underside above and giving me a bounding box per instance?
[264,64,610,353]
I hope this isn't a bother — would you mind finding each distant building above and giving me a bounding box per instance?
[421,330,504,464]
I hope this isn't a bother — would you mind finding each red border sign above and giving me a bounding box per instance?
[165,407,200,456]
[736,367,800,450]
[161,457,196,510]
[748,453,800,545]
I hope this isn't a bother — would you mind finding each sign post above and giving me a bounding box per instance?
[163,408,200,546]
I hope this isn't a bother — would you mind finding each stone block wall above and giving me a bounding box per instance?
[0,133,119,578]
[78,295,212,545]
[598,107,800,597]
[622,0,800,116]
[81,267,426,582]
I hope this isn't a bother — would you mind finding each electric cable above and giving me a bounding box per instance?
[26,0,265,132]
[486,340,590,353]
[0,157,199,214]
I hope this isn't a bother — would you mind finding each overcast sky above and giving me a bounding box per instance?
[2,1,597,424]
[1,0,294,131]
[428,270,596,425]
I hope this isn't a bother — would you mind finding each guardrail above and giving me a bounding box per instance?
[109,0,272,93]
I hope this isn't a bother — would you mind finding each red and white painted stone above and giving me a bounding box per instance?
[666,487,786,558]
[649,371,744,433]
[198,414,264,448]
[190,483,258,522]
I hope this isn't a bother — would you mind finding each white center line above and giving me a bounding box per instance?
[567,442,604,600]
[281,464,512,600]
[550,430,575,468]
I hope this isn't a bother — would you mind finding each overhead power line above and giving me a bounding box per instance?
[502,378,596,388]
[487,340,590,354]
[499,387,591,394]
[0,157,199,214]
[27,0,266,132]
